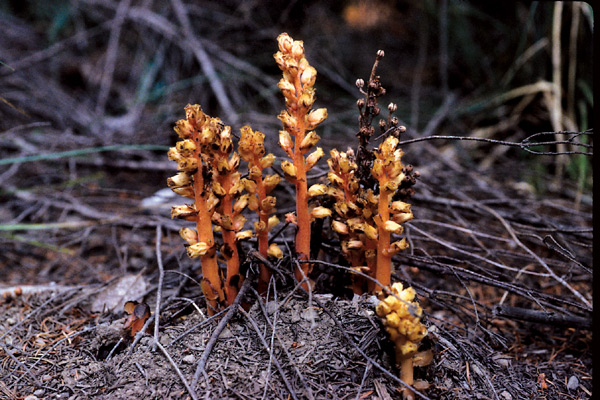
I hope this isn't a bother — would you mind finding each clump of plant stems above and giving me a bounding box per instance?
[168,39,428,396]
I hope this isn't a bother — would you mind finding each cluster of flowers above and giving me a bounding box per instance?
[168,105,282,314]
[376,282,432,400]
[167,34,431,399]
[309,127,414,294]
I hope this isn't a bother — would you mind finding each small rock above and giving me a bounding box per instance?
[160,334,170,346]
[6,317,15,325]
[23,396,39,400]
[301,307,318,321]
[218,327,233,339]
[567,376,579,390]
[265,301,278,315]
[182,354,195,364]
[91,275,148,313]
[34,389,45,396]
[500,390,512,400]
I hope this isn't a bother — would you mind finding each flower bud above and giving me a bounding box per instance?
[392,212,414,225]
[248,195,259,211]
[242,178,257,194]
[389,239,409,254]
[232,214,246,231]
[235,230,253,241]
[299,131,320,152]
[332,220,349,235]
[187,242,212,258]
[300,66,317,86]
[168,172,192,188]
[363,224,378,240]
[298,88,316,109]
[278,111,296,132]
[305,147,324,170]
[268,215,280,231]
[308,184,328,197]
[291,40,304,59]
[311,206,331,219]
[328,172,344,187]
[233,194,249,214]
[281,160,297,178]
[306,108,328,130]
[277,33,293,52]
[212,182,226,197]
[279,130,293,152]
[179,227,198,245]
[384,220,404,234]
[259,153,276,169]
[268,243,283,259]
[386,312,400,328]
[254,220,267,233]
[356,78,364,89]
[171,204,197,220]
[174,119,193,139]
[277,79,296,94]
[346,239,364,250]
[175,139,197,157]
[390,201,411,213]
[263,174,281,193]
[260,196,277,213]
[171,186,195,199]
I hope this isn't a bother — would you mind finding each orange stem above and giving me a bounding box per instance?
[291,69,311,286]
[396,342,416,400]
[193,159,224,315]
[220,173,241,305]
[376,187,392,289]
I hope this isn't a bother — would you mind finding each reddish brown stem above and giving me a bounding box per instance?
[220,173,241,305]
[376,187,392,289]
[193,158,224,315]
[291,70,311,286]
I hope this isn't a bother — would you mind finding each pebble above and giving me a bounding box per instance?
[160,334,170,346]
[23,396,39,400]
[182,354,195,364]
[567,375,579,390]
[34,389,45,396]
[500,390,512,400]
[218,327,232,339]
[6,317,15,325]
[265,301,278,315]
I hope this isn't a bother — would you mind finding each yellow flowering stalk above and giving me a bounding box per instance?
[371,136,413,290]
[274,32,328,287]
[238,125,282,293]
[309,149,377,293]
[376,282,431,400]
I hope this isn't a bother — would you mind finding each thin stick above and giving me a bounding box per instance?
[153,225,165,352]
[476,203,592,310]
[239,307,300,400]
[191,272,254,388]
[170,0,238,125]
[155,340,198,400]
[95,0,132,115]
[1,342,42,386]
